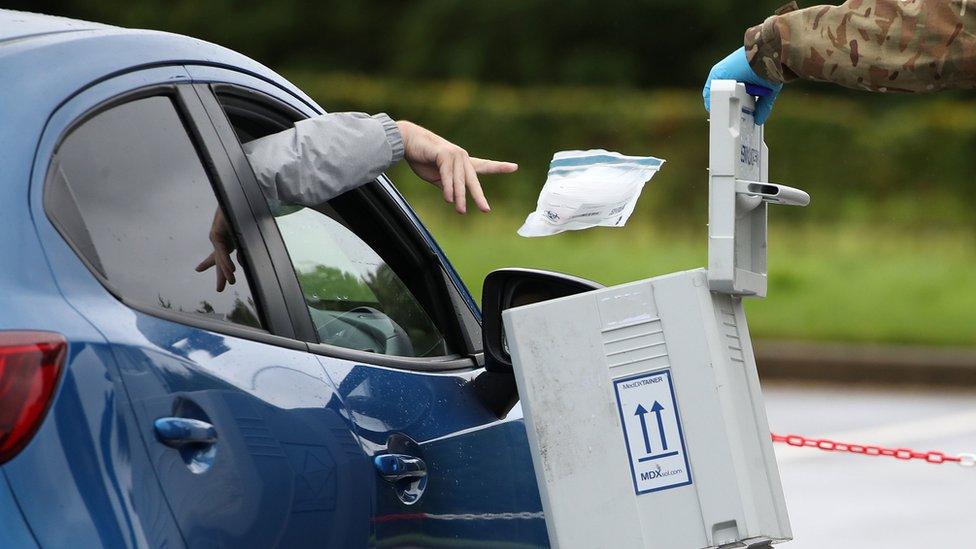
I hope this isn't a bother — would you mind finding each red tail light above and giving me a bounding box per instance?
[0,331,66,465]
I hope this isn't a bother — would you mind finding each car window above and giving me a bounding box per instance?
[215,92,454,357]
[272,200,450,357]
[46,96,264,330]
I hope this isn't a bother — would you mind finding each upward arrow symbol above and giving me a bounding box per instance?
[634,404,652,454]
[650,401,668,451]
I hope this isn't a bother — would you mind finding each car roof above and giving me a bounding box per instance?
[0,9,315,106]
[0,9,319,195]
[0,9,114,43]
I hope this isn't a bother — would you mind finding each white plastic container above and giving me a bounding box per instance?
[504,81,804,548]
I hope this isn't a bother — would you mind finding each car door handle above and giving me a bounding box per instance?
[374,454,427,483]
[154,417,217,448]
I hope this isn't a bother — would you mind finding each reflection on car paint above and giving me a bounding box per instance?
[317,357,550,547]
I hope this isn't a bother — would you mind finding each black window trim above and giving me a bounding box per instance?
[193,83,320,343]
[198,82,483,372]
[43,83,306,352]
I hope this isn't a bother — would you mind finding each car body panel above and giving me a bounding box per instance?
[318,360,549,546]
[0,161,182,546]
[0,464,37,548]
[103,312,373,547]
[2,333,184,548]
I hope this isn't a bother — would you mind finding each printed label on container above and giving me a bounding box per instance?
[613,369,692,494]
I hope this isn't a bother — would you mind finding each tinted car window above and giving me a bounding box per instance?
[47,96,263,329]
[273,201,450,357]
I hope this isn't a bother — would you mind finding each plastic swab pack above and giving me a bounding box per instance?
[517,150,664,237]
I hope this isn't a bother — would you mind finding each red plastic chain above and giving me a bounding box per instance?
[770,432,976,467]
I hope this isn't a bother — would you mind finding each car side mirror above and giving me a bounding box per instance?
[482,268,603,373]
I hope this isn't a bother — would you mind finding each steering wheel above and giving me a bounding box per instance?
[315,306,415,356]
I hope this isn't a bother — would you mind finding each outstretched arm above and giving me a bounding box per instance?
[243,112,402,206]
[243,112,516,213]
[746,0,976,92]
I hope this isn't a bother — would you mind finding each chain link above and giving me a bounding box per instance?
[770,432,972,468]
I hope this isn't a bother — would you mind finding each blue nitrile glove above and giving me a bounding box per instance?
[703,47,783,125]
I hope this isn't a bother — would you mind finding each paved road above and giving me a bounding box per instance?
[764,382,976,548]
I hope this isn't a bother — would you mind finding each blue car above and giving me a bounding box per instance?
[0,9,601,548]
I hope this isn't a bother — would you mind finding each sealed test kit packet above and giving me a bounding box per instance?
[518,149,664,237]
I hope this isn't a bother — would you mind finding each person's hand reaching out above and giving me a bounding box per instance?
[196,208,237,292]
[397,121,518,214]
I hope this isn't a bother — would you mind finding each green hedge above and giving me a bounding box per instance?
[281,72,976,346]
[287,71,976,231]
[21,0,787,88]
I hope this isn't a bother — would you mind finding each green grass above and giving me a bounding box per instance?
[411,204,976,346]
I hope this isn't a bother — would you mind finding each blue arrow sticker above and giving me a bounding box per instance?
[614,369,692,495]
[634,404,653,454]
[650,401,668,451]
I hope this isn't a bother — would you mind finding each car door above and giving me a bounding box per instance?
[195,76,550,547]
[39,75,372,547]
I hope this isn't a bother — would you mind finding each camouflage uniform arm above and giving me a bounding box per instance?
[745,0,976,92]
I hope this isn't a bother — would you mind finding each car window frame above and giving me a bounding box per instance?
[196,82,482,371]
[42,83,306,351]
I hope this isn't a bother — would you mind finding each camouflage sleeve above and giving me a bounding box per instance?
[745,0,976,92]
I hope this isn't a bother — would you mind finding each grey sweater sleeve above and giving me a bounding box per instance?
[243,112,404,207]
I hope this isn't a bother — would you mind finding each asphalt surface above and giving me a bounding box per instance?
[764,382,976,548]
